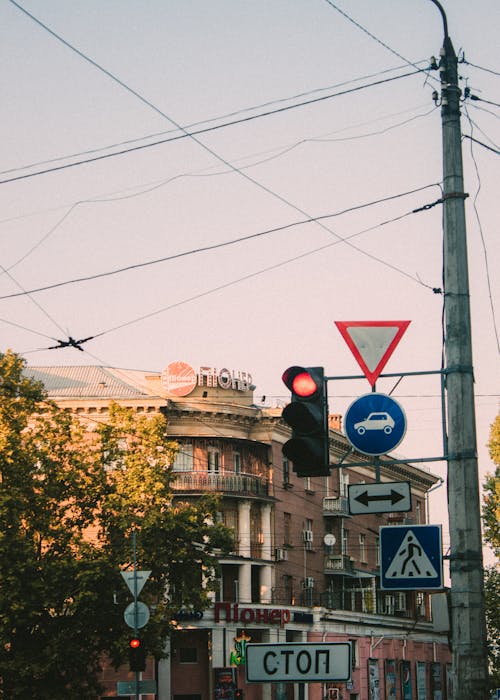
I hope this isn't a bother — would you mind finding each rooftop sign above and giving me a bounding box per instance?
[161,361,253,396]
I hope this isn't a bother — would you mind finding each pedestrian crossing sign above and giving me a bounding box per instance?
[380,524,443,590]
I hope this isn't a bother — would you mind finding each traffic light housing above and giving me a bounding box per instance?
[128,637,146,672]
[281,366,329,477]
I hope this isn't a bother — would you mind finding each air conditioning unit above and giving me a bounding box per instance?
[275,547,288,562]
[302,577,315,589]
[302,530,313,543]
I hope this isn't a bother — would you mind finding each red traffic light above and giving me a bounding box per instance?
[129,637,146,672]
[282,366,321,398]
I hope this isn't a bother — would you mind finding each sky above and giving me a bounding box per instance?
[1,0,499,565]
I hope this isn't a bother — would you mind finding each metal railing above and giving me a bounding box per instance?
[324,554,355,574]
[323,496,350,516]
[171,471,269,497]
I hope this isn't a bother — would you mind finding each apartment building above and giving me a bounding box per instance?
[27,361,452,700]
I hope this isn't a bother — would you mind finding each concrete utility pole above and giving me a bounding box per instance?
[430,1,489,697]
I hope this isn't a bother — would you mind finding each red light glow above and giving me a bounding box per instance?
[129,638,141,649]
[291,372,317,397]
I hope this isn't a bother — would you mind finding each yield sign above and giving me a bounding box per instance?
[121,570,151,597]
[335,320,410,386]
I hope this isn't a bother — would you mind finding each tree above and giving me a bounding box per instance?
[483,413,500,557]
[483,413,500,688]
[0,350,232,699]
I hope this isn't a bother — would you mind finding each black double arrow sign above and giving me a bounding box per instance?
[354,488,406,507]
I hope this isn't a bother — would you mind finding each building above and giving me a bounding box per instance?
[26,361,452,700]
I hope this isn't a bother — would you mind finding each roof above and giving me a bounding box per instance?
[25,366,160,399]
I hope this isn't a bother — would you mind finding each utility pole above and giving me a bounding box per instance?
[430,1,489,697]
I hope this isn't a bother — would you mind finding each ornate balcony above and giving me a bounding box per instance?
[324,554,355,575]
[171,471,270,498]
[322,496,350,517]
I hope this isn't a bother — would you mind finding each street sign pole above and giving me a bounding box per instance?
[133,531,139,700]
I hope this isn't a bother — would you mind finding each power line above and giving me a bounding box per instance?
[0,67,425,186]
[1,103,436,276]
[0,62,431,179]
[43,192,440,346]
[0,184,439,301]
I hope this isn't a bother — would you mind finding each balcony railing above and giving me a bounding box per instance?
[171,471,269,497]
[323,496,350,516]
[324,554,355,575]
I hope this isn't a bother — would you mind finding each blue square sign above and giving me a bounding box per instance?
[380,524,443,590]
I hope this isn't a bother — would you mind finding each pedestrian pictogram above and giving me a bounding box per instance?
[380,525,443,590]
[335,320,410,387]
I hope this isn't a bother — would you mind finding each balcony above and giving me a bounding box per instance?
[323,496,350,517]
[324,554,355,575]
[171,471,270,498]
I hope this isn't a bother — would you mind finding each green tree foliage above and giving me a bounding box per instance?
[0,351,232,699]
[483,413,500,557]
[483,413,500,688]
[484,566,500,689]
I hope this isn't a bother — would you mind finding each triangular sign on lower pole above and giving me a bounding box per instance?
[335,320,410,386]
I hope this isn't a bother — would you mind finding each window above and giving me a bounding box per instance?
[172,444,193,472]
[375,537,380,566]
[179,647,197,663]
[282,456,290,485]
[350,639,358,668]
[208,449,220,473]
[284,512,292,546]
[342,527,349,555]
[340,469,349,497]
[416,500,422,523]
[359,534,366,562]
[233,452,241,474]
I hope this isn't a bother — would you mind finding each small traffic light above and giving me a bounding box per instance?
[128,637,146,672]
[281,366,329,477]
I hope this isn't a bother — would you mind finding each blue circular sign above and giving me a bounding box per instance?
[344,393,406,456]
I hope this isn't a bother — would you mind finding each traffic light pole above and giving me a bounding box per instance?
[133,530,139,700]
[429,1,489,696]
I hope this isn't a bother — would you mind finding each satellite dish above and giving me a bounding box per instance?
[324,534,336,546]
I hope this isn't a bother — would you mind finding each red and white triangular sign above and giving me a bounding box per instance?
[335,320,410,386]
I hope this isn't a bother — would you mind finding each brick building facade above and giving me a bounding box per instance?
[27,362,452,700]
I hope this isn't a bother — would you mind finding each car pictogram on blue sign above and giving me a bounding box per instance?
[344,393,406,456]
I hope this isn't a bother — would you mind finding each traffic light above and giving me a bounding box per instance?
[128,637,146,672]
[281,366,329,477]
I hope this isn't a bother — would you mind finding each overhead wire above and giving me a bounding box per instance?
[6,1,442,360]
[0,100,437,228]
[0,61,432,180]
[1,103,437,275]
[16,189,443,350]
[463,105,500,354]
[322,0,438,81]
[0,67,426,187]
[0,183,440,301]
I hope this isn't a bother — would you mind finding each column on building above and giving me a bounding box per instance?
[238,500,251,558]
[239,562,252,604]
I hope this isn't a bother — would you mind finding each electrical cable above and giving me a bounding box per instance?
[0,67,425,187]
[463,106,500,354]
[461,59,500,78]
[22,194,440,349]
[322,0,439,83]
[1,103,436,276]
[0,61,432,179]
[7,0,444,370]
[0,183,439,301]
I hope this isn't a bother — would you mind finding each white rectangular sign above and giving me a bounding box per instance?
[246,642,351,683]
[348,481,411,515]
